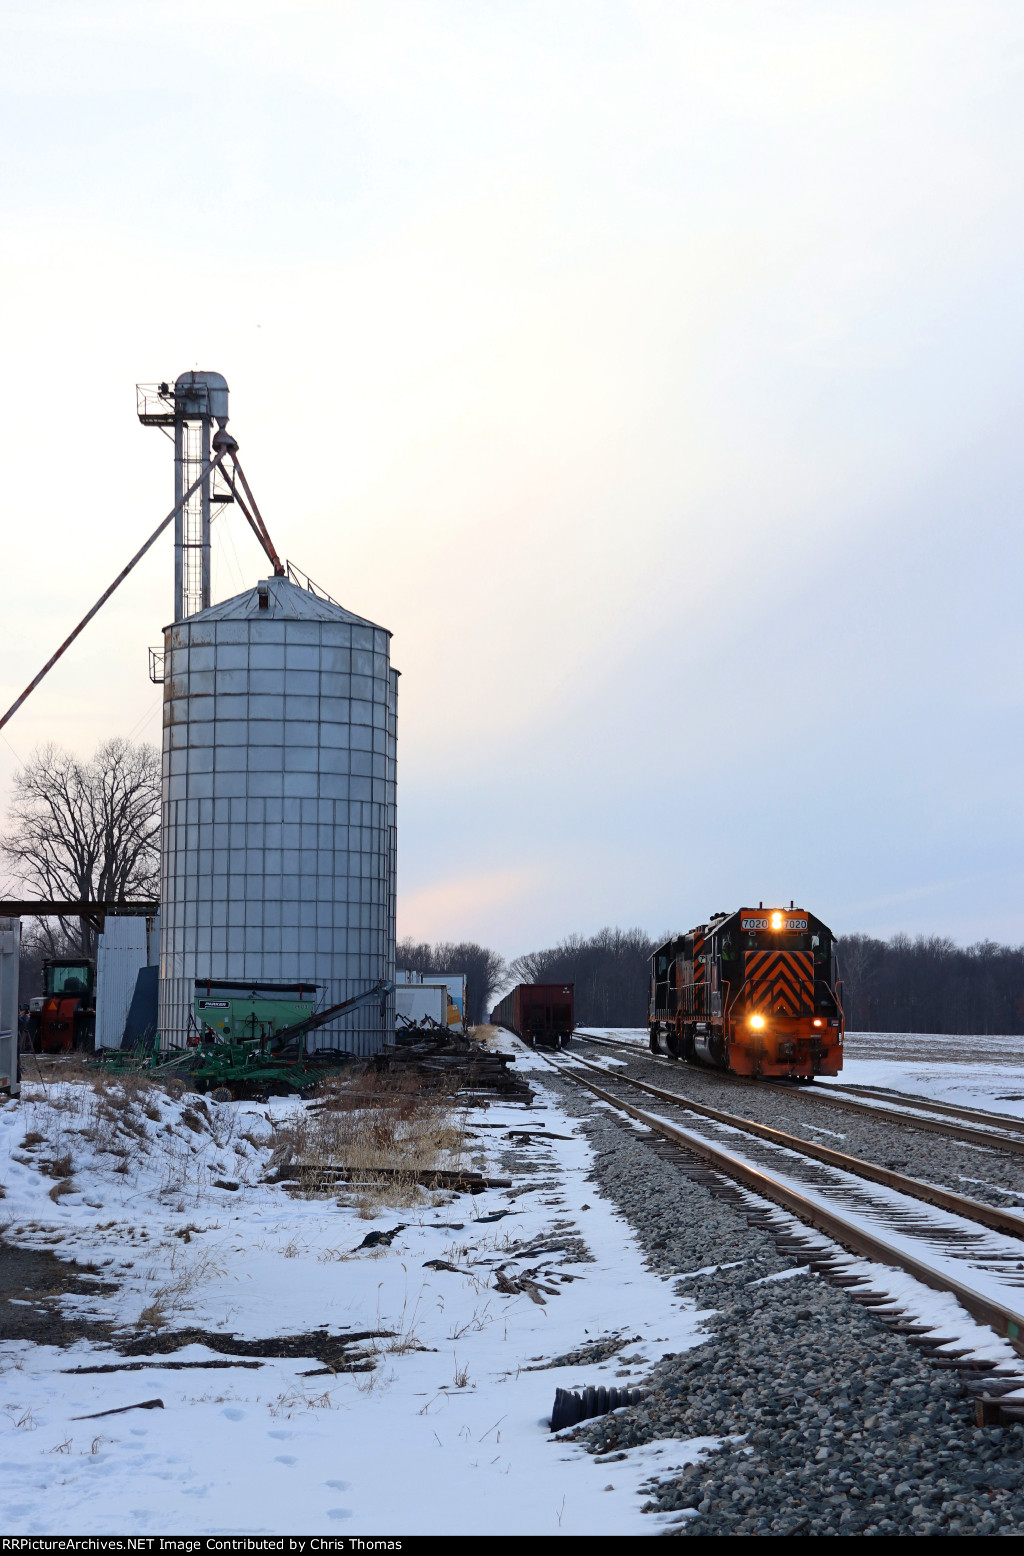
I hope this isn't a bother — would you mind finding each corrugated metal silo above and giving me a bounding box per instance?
[158,574,398,1054]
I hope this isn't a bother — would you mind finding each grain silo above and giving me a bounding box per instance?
[158,572,398,1054]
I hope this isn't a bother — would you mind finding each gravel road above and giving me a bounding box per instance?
[540,1069,1024,1536]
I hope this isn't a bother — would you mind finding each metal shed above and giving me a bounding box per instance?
[95,915,155,1048]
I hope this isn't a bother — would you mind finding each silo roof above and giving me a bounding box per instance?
[170,575,390,633]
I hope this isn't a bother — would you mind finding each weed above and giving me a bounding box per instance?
[353,1367,394,1396]
[274,1069,467,1215]
[268,1387,335,1418]
[48,1178,76,1203]
[138,1294,170,1330]
[50,1436,73,1454]
[452,1359,470,1389]
[448,1304,494,1341]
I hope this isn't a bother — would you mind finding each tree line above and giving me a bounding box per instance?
[506,927,654,1026]
[835,934,1024,1035]
[398,927,656,1029]
[396,939,506,1027]
[444,927,1024,1035]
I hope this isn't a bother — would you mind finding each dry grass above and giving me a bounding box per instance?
[271,1068,467,1211]
[137,1243,228,1328]
[17,1067,244,1211]
[137,1293,170,1330]
[268,1386,335,1417]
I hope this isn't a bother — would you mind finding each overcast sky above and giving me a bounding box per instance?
[2,1,1024,955]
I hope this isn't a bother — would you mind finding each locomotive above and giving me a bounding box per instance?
[649,906,844,1080]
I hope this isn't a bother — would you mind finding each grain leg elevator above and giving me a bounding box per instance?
[140,374,398,1055]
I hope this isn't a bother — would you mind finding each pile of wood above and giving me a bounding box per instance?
[267,1163,512,1192]
[377,1032,532,1104]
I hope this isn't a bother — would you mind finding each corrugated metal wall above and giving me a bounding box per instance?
[158,575,398,1055]
[95,916,149,1048]
[0,917,20,1091]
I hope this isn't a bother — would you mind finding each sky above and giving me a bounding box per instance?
[2,0,1024,957]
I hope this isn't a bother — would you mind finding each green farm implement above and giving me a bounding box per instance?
[94,979,392,1101]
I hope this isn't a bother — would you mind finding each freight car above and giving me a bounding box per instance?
[649,906,844,1080]
[491,982,575,1048]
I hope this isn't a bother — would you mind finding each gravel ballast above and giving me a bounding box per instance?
[576,1040,1024,1210]
[539,1068,1024,1536]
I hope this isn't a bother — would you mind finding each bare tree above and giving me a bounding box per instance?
[396,939,506,1026]
[508,926,655,1025]
[835,932,1024,1034]
[1,738,160,957]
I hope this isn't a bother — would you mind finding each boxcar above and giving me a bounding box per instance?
[649,906,844,1080]
[491,982,575,1048]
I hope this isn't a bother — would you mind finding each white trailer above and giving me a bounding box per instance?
[395,984,449,1032]
[396,969,467,1030]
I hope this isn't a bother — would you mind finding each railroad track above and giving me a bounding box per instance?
[575,1031,1024,1153]
[535,1044,1024,1417]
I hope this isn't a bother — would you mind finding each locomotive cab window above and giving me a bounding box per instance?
[743,931,813,952]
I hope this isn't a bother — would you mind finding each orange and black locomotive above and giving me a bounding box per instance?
[649,906,844,1079]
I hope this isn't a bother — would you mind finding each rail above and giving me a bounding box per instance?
[580,1031,1024,1154]
[563,1049,1024,1239]
[540,1049,1024,1355]
[821,1080,1024,1137]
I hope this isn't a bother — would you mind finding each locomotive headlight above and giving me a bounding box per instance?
[771,911,783,930]
[813,1018,823,1028]
[750,1015,766,1030]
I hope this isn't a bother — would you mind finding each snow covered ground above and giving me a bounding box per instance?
[0,1050,715,1536]
[823,1032,1024,1121]
[576,1027,1024,1120]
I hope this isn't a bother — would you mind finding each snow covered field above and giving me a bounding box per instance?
[577,1027,1024,1120]
[0,1048,715,1536]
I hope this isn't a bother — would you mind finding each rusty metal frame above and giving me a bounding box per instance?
[223,455,285,576]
